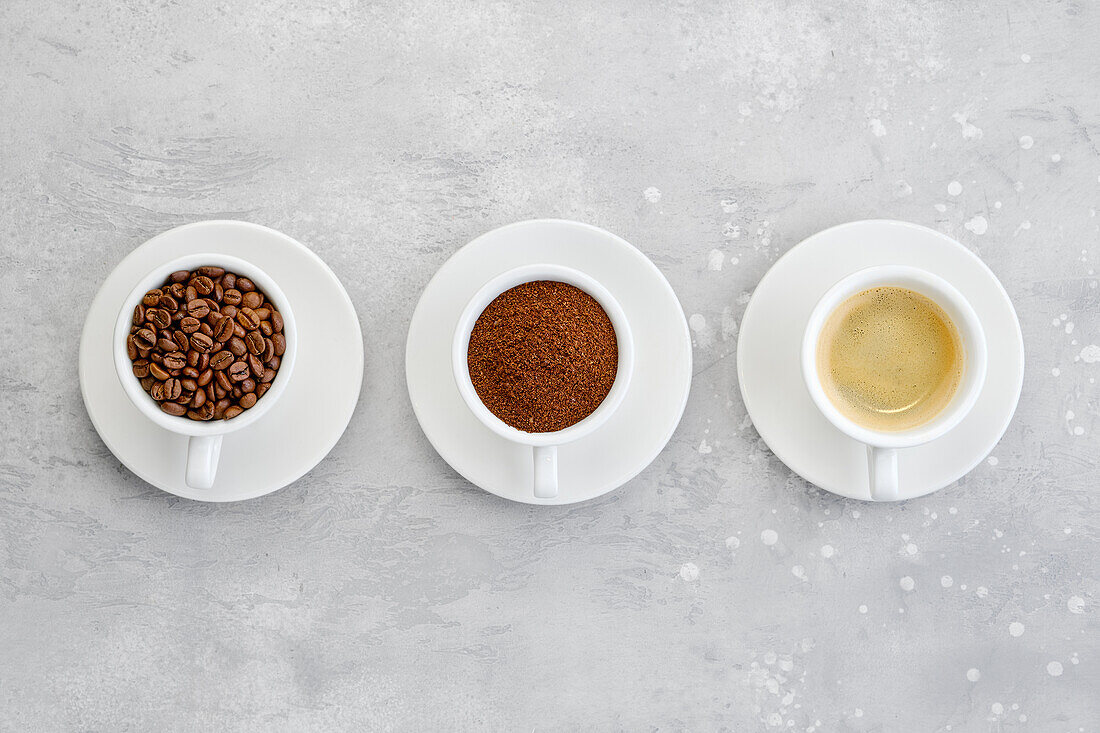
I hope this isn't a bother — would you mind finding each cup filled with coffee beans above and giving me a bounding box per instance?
[113,254,296,489]
[452,264,635,499]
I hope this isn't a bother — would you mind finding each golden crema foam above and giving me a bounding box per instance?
[817,286,964,432]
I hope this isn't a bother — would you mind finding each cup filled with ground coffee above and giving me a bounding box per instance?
[452,264,635,499]
[113,253,296,489]
[801,265,987,501]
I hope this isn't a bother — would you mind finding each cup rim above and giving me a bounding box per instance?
[451,263,635,448]
[801,264,988,448]
[113,252,297,436]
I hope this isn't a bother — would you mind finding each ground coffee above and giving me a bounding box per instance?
[467,280,618,433]
[126,266,286,420]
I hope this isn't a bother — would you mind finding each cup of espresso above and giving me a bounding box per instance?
[801,265,987,501]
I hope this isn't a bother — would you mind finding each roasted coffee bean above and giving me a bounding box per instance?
[213,282,223,301]
[190,332,214,353]
[191,389,206,408]
[240,378,256,393]
[161,400,186,416]
[192,275,214,295]
[133,304,146,325]
[137,346,151,358]
[142,290,162,307]
[185,285,198,303]
[163,352,187,370]
[148,362,170,381]
[210,350,233,370]
[260,321,273,336]
[228,360,249,382]
[149,352,163,364]
[260,367,277,384]
[236,277,255,292]
[213,399,229,419]
[197,266,224,278]
[272,332,286,356]
[221,304,239,318]
[241,291,263,310]
[126,335,138,360]
[215,370,232,392]
[261,338,274,362]
[245,330,265,355]
[231,386,242,399]
[157,294,179,311]
[173,331,190,350]
[169,270,190,283]
[222,272,236,289]
[186,350,200,368]
[222,289,242,306]
[239,392,256,409]
[270,311,284,333]
[213,315,234,342]
[266,355,280,370]
[181,366,200,379]
[187,299,211,319]
[233,323,246,339]
[255,382,271,398]
[214,384,228,400]
[149,381,165,401]
[168,282,185,299]
[247,353,264,378]
[223,405,244,420]
[156,337,177,353]
[180,378,198,392]
[236,307,260,330]
[147,309,170,330]
[180,316,200,333]
[188,402,215,421]
[205,383,215,402]
[199,323,213,339]
[251,307,270,321]
[135,328,157,349]
[138,375,154,391]
[227,336,247,357]
[163,378,182,401]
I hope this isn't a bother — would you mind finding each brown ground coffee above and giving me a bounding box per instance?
[467,280,618,433]
[126,267,286,420]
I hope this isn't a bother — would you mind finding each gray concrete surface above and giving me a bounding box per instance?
[2,0,1098,730]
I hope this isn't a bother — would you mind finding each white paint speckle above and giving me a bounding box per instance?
[1065,322,1075,334]
[1050,153,1061,163]
[967,668,981,682]
[1021,53,1031,63]
[1019,135,1034,149]
[951,112,983,139]
[858,604,868,614]
[1046,661,1063,677]
[679,562,699,581]
[949,507,958,515]
[905,543,918,555]
[720,199,738,213]
[643,186,661,203]
[725,536,740,550]
[991,702,1004,715]
[1074,426,1085,436]
[976,586,989,598]
[964,215,989,235]
[1079,344,1100,363]
[1068,595,1085,614]
[987,456,999,466]
[948,180,963,196]
[941,575,954,588]
[934,203,947,213]
[820,545,835,559]
[899,576,915,591]
[761,529,778,546]
[697,439,713,455]
[1009,622,1025,637]
[792,565,807,581]
[1052,367,1061,377]
[707,249,725,271]
[854,709,863,718]
[870,118,887,137]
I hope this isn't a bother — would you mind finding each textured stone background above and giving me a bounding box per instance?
[1,0,1098,730]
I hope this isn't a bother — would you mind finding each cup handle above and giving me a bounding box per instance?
[533,445,558,499]
[867,445,899,501]
[186,435,223,489]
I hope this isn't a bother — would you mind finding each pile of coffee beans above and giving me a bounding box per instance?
[126,266,286,420]
[467,280,618,433]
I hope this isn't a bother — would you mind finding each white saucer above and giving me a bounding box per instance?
[737,219,1024,501]
[406,219,692,505]
[79,221,364,502]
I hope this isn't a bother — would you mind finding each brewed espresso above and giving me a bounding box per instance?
[817,286,963,432]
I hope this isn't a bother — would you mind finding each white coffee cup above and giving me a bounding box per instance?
[113,253,297,490]
[801,265,987,501]
[452,264,634,499]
